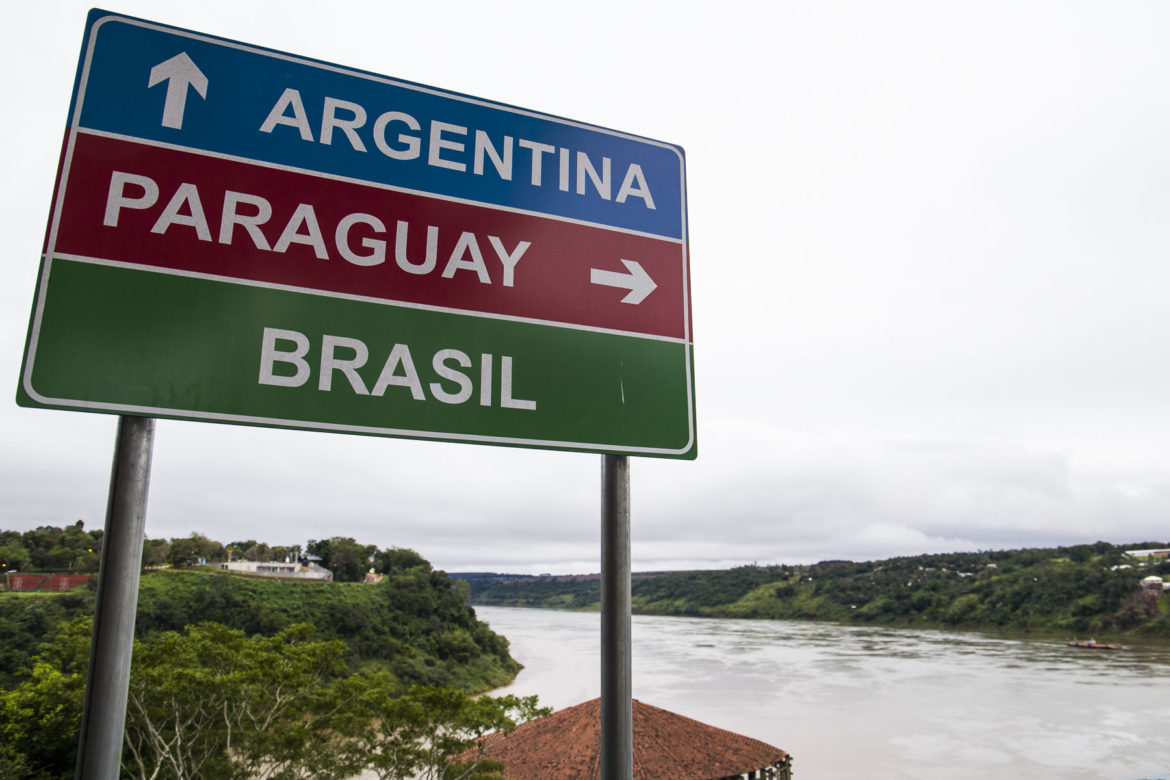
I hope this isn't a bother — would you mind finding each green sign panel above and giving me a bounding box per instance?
[23,262,692,454]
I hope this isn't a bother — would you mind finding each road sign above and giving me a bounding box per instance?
[19,9,695,458]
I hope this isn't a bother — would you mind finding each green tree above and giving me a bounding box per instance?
[307,537,376,582]
[141,538,170,568]
[0,740,31,778]
[1,601,527,780]
[167,533,225,567]
[0,661,84,778]
[6,521,103,572]
[227,539,274,562]
[374,547,430,575]
[0,542,29,573]
[270,544,300,563]
[71,548,100,573]
[123,622,350,780]
[0,616,92,779]
[330,677,548,780]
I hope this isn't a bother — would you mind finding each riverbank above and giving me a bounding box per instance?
[465,542,1170,639]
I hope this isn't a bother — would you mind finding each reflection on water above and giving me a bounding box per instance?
[478,606,1170,780]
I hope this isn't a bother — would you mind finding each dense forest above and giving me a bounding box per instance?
[1,566,517,692]
[466,541,1170,638]
[0,521,104,573]
[1,524,533,779]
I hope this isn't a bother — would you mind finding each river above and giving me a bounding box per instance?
[474,606,1170,779]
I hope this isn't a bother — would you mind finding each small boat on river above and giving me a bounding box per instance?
[1067,638,1122,650]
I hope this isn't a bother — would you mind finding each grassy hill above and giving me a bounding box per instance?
[466,542,1170,638]
[2,563,518,692]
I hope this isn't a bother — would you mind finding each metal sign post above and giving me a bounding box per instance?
[601,454,632,779]
[75,416,155,779]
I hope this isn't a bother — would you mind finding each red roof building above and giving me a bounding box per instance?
[461,698,792,780]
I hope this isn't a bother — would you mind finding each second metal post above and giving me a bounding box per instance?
[600,453,632,779]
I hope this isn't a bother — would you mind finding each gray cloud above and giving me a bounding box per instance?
[2,0,1169,575]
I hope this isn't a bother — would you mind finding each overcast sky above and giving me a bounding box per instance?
[2,1,1169,574]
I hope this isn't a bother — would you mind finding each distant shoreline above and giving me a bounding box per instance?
[461,542,1170,641]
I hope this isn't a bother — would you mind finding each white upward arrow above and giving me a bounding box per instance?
[590,259,657,305]
[148,52,208,130]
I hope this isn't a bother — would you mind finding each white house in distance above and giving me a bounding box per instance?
[218,554,332,581]
[1141,576,1168,594]
[1126,549,1170,560]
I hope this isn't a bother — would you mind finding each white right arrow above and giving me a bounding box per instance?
[590,258,657,305]
[148,52,208,130]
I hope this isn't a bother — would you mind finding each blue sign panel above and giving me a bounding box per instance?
[71,11,685,239]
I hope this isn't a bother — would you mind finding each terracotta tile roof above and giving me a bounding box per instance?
[460,698,789,780]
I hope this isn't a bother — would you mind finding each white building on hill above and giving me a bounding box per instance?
[218,556,332,581]
[1127,549,1170,560]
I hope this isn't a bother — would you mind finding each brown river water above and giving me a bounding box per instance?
[476,605,1170,779]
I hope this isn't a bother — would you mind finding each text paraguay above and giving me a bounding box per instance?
[103,171,530,285]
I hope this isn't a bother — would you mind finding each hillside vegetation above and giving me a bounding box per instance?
[1,521,403,583]
[467,542,1170,638]
[1,528,531,779]
[2,550,518,692]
